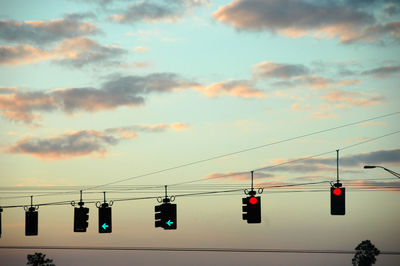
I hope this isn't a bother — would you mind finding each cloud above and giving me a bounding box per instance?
[63,12,97,21]
[0,37,126,67]
[110,0,208,24]
[0,73,200,123]
[200,80,265,98]
[361,65,400,77]
[253,61,309,79]
[214,0,373,32]
[383,3,400,17]
[133,46,149,53]
[253,61,360,90]
[53,73,200,113]
[0,86,18,94]
[53,37,126,67]
[0,44,52,65]
[0,91,57,123]
[322,89,385,107]
[348,180,400,192]
[342,21,400,44]
[0,74,266,124]
[122,61,152,68]
[5,130,117,160]
[214,0,399,44]
[4,123,188,160]
[0,18,99,45]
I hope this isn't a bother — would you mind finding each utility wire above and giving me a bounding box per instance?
[0,246,399,255]
[1,129,399,202]
[169,130,400,186]
[82,112,400,191]
[1,178,398,209]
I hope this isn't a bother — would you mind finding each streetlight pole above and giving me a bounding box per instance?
[364,165,400,178]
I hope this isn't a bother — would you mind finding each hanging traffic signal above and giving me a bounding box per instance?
[242,196,261,223]
[331,185,345,215]
[155,203,177,230]
[74,207,89,232]
[25,207,38,236]
[0,207,3,238]
[99,203,112,233]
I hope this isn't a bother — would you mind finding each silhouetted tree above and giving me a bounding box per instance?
[27,252,55,266]
[352,240,380,266]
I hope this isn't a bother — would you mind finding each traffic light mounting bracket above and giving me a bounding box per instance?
[23,196,39,212]
[95,192,114,209]
[244,171,264,196]
[157,185,175,204]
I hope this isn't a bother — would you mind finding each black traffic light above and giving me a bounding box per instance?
[155,203,177,230]
[0,207,3,238]
[242,196,261,223]
[74,207,89,232]
[99,203,112,233]
[331,185,345,215]
[25,207,38,236]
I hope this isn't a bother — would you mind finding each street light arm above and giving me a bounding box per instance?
[382,167,400,178]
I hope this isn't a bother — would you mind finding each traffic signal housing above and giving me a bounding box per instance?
[25,207,38,236]
[155,203,177,230]
[242,196,261,223]
[74,207,89,232]
[99,203,112,233]
[331,185,345,215]
[0,207,2,238]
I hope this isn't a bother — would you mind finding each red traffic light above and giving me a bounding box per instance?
[249,197,258,205]
[333,188,341,196]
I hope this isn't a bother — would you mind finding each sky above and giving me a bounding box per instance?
[0,0,400,265]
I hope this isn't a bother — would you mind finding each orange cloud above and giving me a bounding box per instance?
[0,44,52,65]
[313,24,363,43]
[322,89,385,107]
[0,37,125,67]
[1,111,42,123]
[201,80,264,98]
[133,46,149,53]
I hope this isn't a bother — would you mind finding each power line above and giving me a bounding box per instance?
[83,111,400,191]
[0,246,399,255]
[1,129,399,202]
[169,130,400,186]
[1,177,398,209]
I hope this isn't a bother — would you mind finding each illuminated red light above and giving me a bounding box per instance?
[249,197,258,204]
[333,188,342,196]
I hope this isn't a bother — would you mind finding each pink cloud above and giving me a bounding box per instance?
[0,37,125,67]
[200,80,264,98]
[322,89,385,107]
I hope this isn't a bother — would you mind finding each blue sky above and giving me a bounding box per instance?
[0,0,400,265]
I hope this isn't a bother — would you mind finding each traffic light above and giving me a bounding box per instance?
[155,203,177,230]
[74,207,89,232]
[242,196,261,223]
[25,207,38,236]
[331,186,345,215]
[99,203,112,233]
[0,207,2,238]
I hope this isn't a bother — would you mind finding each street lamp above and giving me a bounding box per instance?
[363,165,400,178]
